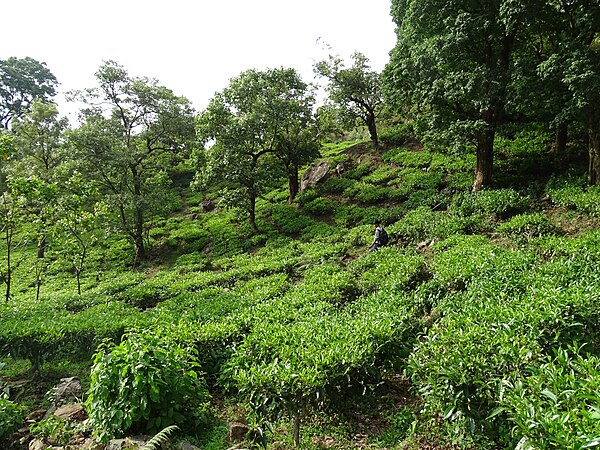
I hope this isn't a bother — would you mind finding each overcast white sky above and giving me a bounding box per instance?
[3,0,396,118]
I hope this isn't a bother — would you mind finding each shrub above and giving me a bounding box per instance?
[500,347,600,450]
[408,235,600,444]
[0,395,23,438]
[547,185,600,217]
[302,197,339,216]
[449,188,530,219]
[363,166,400,184]
[318,177,356,195]
[429,153,476,173]
[398,167,443,190]
[348,246,424,292]
[334,205,368,227]
[267,204,320,235]
[342,162,372,180]
[496,213,557,240]
[495,128,551,157]
[388,207,468,244]
[299,222,340,240]
[86,330,210,443]
[379,123,413,147]
[294,188,319,206]
[294,264,360,305]
[221,289,416,447]
[343,182,389,204]
[382,148,431,167]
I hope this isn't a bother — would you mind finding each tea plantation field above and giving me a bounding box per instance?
[2,138,600,449]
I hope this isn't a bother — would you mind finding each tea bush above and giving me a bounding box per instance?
[299,222,340,240]
[547,184,600,217]
[266,204,319,235]
[173,252,208,273]
[397,167,443,190]
[0,395,23,438]
[429,152,476,173]
[343,181,389,203]
[382,148,431,167]
[363,166,400,184]
[387,207,469,244]
[318,177,356,195]
[222,288,416,445]
[429,235,533,295]
[500,347,600,449]
[342,162,372,180]
[121,272,180,309]
[302,196,339,216]
[408,233,600,444]
[496,213,557,241]
[348,247,424,293]
[449,188,530,219]
[86,330,210,443]
[334,204,368,227]
[294,188,319,206]
[379,123,413,147]
[495,128,550,157]
[148,289,242,324]
[292,264,359,305]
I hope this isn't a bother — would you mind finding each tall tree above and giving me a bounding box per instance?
[0,134,16,301]
[315,52,383,148]
[197,67,318,230]
[0,57,58,129]
[384,0,536,190]
[537,1,600,183]
[11,99,69,178]
[11,100,69,260]
[52,172,105,295]
[70,61,196,263]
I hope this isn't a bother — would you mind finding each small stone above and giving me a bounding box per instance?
[28,439,47,450]
[178,441,201,450]
[228,421,251,442]
[54,403,86,421]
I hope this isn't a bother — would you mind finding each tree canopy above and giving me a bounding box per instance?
[70,61,196,263]
[315,52,384,148]
[0,57,58,129]
[196,67,318,231]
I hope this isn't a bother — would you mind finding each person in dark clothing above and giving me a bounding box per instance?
[369,220,387,252]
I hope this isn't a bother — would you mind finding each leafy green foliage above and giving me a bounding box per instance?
[500,347,600,449]
[86,330,210,443]
[547,184,600,217]
[496,213,557,241]
[0,56,58,128]
[379,123,413,147]
[315,52,384,147]
[449,188,530,219]
[0,395,23,438]
[349,246,424,292]
[142,425,180,450]
[387,206,471,243]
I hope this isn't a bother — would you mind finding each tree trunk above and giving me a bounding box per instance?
[588,112,600,185]
[292,411,301,447]
[554,122,568,153]
[288,165,299,203]
[248,187,259,234]
[473,128,495,191]
[76,269,82,296]
[366,111,379,149]
[4,226,10,302]
[37,235,46,258]
[131,166,146,263]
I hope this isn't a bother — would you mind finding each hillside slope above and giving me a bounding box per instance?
[1,136,600,449]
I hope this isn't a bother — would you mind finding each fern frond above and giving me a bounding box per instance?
[142,425,180,450]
